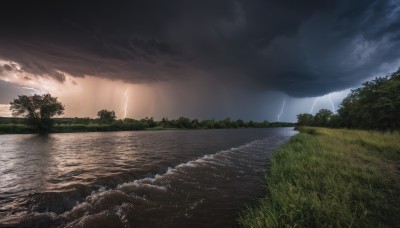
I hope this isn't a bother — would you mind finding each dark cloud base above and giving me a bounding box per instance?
[0,0,400,97]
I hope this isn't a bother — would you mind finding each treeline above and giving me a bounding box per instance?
[297,69,400,130]
[3,93,295,134]
[57,117,294,130]
[0,116,294,133]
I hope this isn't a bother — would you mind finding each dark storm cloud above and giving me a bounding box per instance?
[0,0,399,96]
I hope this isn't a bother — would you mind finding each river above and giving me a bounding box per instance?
[0,128,296,227]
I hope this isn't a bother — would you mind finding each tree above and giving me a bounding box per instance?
[296,113,314,126]
[140,117,156,128]
[236,119,245,128]
[200,119,215,129]
[176,116,191,128]
[334,69,400,130]
[313,109,333,126]
[247,120,255,128]
[97,109,116,123]
[10,93,64,133]
[191,119,199,128]
[222,117,233,128]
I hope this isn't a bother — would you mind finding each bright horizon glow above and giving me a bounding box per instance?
[0,60,352,122]
[0,104,11,117]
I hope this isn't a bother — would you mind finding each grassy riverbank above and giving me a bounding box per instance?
[240,127,400,227]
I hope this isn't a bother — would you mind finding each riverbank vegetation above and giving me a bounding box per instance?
[0,116,294,134]
[240,127,400,227]
[297,69,400,131]
[1,93,293,134]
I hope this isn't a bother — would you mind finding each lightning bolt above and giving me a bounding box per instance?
[123,88,129,119]
[310,97,319,114]
[328,93,335,113]
[277,98,286,121]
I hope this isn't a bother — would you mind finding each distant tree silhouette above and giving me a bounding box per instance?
[236,119,245,128]
[10,93,64,133]
[191,119,199,128]
[97,109,116,123]
[296,113,314,126]
[313,109,333,127]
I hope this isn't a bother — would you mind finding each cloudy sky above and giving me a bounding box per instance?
[0,0,399,122]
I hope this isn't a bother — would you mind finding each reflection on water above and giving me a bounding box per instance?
[1,135,56,195]
[0,128,296,227]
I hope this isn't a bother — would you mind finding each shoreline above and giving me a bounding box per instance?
[0,123,295,135]
[240,127,400,227]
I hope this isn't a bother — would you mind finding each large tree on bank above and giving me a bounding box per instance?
[10,94,65,133]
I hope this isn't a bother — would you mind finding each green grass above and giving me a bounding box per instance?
[239,127,400,227]
[0,124,35,134]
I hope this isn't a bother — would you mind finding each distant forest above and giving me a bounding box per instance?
[297,69,400,130]
[0,116,294,134]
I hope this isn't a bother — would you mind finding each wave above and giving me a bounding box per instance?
[115,139,263,189]
[15,138,277,227]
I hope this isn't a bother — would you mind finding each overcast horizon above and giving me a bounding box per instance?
[1,1,400,122]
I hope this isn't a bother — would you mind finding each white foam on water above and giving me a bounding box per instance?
[117,180,167,191]
[19,138,271,227]
[115,139,263,191]
[116,202,130,225]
